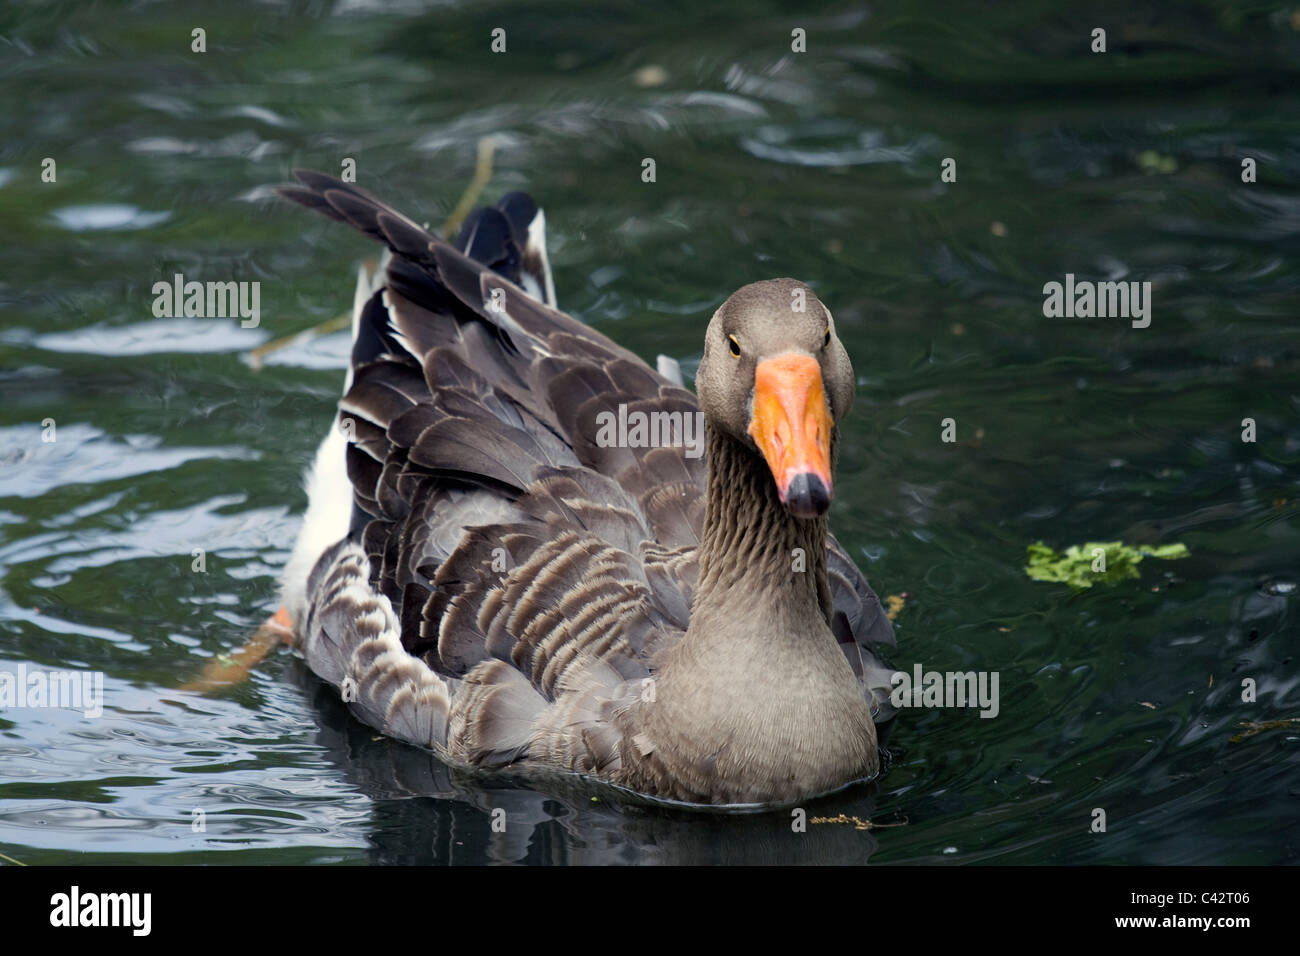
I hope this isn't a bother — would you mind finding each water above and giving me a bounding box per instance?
[1,0,1298,865]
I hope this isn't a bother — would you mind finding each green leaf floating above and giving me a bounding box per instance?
[1025,540,1189,590]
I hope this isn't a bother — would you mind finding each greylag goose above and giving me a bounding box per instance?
[275,170,897,807]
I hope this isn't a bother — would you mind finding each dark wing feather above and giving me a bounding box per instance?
[827,534,897,719]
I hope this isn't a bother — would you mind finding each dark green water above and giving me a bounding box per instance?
[1,0,1297,864]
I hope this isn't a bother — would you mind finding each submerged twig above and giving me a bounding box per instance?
[1230,718,1300,743]
[244,309,352,370]
[441,135,497,237]
[809,813,910,831]
[246,136,497,369]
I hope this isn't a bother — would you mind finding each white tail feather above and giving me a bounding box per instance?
[279,258,386,627]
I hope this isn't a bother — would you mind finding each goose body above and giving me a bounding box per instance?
[277,171,897,806]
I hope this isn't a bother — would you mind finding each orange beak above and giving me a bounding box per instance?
[748,353,834,518]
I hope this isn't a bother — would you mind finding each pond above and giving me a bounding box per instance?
[0,0,1297,864]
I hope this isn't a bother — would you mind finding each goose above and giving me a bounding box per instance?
[274,170,897,807]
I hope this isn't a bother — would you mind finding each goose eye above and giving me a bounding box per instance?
[728,335,741,357]
[822,328,831,349]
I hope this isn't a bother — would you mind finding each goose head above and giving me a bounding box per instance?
[695,278,855,518]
